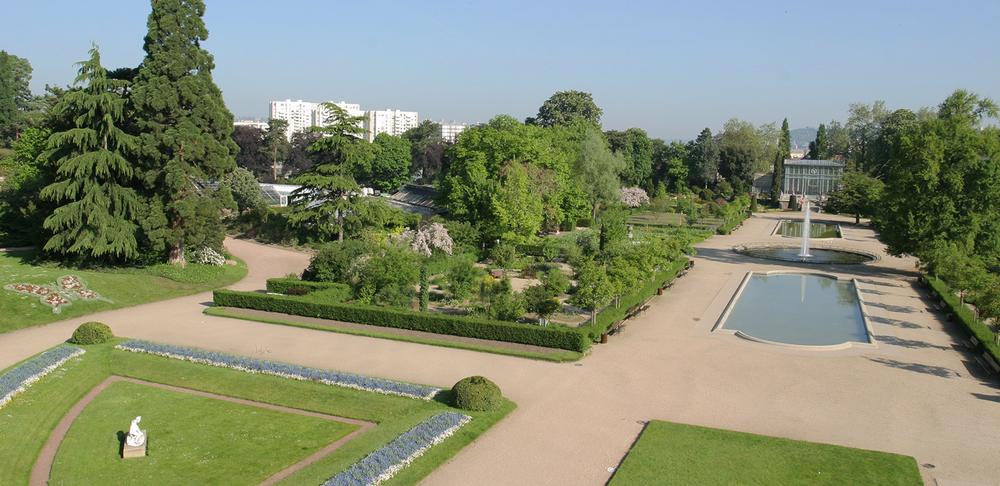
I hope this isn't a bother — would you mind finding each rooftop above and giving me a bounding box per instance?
[784,159,846,167]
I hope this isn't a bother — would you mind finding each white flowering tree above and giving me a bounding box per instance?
[620,187,650,208]
[397,222,454,257]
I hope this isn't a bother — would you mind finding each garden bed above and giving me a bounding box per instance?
[0,340,513,486]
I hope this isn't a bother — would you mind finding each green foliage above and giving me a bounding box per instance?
[0,127,50,246]
[451,376,503,411]
[440,115,574,240]
[40,47,141,262]
[489,241,518,272]
[524,285,561,323]
[289,103,368,242]
[598,206,629,256]
[402,120,447,183]
[489,162,544,239]
[419,264,429,312]
[575,128,625,219]
[131,0,238,264]
[213,289,590,351]
[302,240,373,282]
[717,119,763,187]
[571,259,614,320]
[532,90,602,128]
[362,133,411,192]
[875,90,1000,262]
[221,166,265,212]
[487,281,525,321]
[770,118,790,203]
[0,51,37,143]
[540,267,570,295]
[260,118,289,179]
[687,128,719,188]
[266,277,349,294]
[607,128,653,189]
[70,321,114,344]
[446,257,480,300]
[343,198,417,240]
[825,171,884,223]
[231,125,268,178]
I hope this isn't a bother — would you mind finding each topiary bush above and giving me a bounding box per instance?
[452,376,502,411]
[70,321,113,345]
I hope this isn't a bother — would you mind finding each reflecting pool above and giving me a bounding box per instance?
[777,220,841,239]
[717,273,870,346]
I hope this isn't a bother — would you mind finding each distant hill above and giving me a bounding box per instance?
[789,127,816,150]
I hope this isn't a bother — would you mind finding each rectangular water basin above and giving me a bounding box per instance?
[715,272,872,348]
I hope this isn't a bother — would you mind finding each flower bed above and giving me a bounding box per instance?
[4,275,106,313]
[0,346,85,409]
[323,412,471,486]
[115,340,440,400]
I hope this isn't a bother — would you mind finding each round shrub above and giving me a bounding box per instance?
[70,321,114,345]
[452,376,503,411]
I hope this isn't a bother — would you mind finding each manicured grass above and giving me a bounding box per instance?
[205,306,584,362]
[628,211,687,227]
[610,421,922,485]
[0,250,247,332]
[0,341,512,486]
[49,381,355,485]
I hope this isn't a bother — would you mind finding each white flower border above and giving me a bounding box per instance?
[0,347,85,409]
[115,342,440,400]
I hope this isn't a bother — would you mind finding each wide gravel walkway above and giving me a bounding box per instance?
[2,221,999,485]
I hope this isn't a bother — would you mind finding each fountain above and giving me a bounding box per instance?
[798,197,812,258]
[731,195,877,265]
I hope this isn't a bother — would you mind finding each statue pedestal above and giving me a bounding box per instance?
[122,436,147,459]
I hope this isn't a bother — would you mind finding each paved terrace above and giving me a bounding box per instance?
[1,217,999,485]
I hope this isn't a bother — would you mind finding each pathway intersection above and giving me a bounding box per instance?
[2,217,998,485]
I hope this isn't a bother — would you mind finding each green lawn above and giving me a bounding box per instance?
[0,250,247,332]
[0,341,513,486]
[49,381,356,485]
[610,421,922,485]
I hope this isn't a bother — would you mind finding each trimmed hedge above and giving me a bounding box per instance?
[452,376,502,411]
[69,322,114,345]
[213,290,590,352]
[266,278,351,295]
[926,276,1000,365]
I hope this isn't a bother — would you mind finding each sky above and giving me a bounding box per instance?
[3,0,998,140]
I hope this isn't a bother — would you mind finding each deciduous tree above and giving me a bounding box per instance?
[533,90,602,128]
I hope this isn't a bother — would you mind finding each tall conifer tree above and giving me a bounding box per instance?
[771,118,790,203]
[131,0,237,264]
[40,46,140,261]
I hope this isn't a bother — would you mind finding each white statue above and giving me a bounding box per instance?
[126,416,146,447]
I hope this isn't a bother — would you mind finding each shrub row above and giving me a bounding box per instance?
[584,257,689,339]
[213,290,590,352]
[925,276,1000,365]
[266,278,350,295]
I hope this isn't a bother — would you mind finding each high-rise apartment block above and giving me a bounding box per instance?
[439,122,468,143]
[363,109,419,141]
[269,99,416,141]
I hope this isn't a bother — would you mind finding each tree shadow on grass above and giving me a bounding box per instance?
[874,335,949,351]
[866,357,959,378]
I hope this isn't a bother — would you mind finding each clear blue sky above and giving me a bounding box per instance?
[3,0,998,140]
